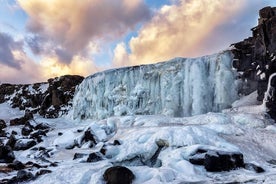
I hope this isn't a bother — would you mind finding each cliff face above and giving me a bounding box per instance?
[0,75,84,118]
[231,6,276,120]
[73,51,241,120]
[232,6,276,100]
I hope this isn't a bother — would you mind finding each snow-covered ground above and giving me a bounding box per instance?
[1,91,276,184]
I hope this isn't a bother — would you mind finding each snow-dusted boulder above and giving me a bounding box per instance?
[73,51,241,120]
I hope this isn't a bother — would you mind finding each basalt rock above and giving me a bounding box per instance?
[0,119,6,129]
[0,145,15,163]
[0,75,84,118]
[13,139,36,151]
[231,6,276,108]
[189,149,244,172]
[103,166,135,184]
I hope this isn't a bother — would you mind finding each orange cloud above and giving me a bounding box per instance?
[39,55,101,80]
[113,0,246,66]
[18,0,151,54]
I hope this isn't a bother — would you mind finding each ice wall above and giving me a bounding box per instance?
[73,51,240,120]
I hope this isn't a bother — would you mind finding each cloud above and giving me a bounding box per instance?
[18,0,151,62]
[118,0,247,65]
[0,32,24,69]
[113,0,276,66]
[39,55,101,80]
[0,49,43,84]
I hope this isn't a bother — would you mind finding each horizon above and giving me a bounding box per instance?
[0,0,276,84]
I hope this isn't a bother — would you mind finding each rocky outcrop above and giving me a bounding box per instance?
[0,75,84,118]
[103,166,135,184]
[231,6,276,102]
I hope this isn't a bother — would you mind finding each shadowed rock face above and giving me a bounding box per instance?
[0,75,84,118]
[231,6,276,101]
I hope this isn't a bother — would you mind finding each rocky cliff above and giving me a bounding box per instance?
[0,75,84,118]
[231,6,276,120]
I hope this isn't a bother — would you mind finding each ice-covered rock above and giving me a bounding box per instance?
[73,51,241,120]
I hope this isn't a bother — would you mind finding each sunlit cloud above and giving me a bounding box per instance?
[18,0,151,63]
[115,0,247,66]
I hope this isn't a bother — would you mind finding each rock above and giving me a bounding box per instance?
[8,160,25,170]
[0,130,6,137]
[35,169,52,177]
[103,166,135,184]
[86,152,103,162]
[14,139,36,151]
[259,6,275,18]
[34,123,50,130]
[231,6,276,112]
[5,135,17,149]
[188,149,244,172]
[204,151,244,172]
[16,170,34,182]
[10,111,34,126]
[0,145,15,163]
[0,75,84,119]
[244,163,265,173]
[0,119,6,129]
[82,128,97,147]
[113,140,121,146]
[10,117,25,126]
[22,125,33,136]
[58,132,63,136]
[73,153,88,160]
[30,130,47,142]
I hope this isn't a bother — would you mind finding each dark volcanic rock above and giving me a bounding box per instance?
[103,166,135,184]
[0,75,84,118]
[10,110,34,126]
[244,163,265,173]
[22,125,33,136]
[189,149,244,172]
[14,139,36,151]
[8,160,25,170]
[204,151,244,172]
[0,119,6,129]
[0,145,15,163]
[5,135,17,149]
[231,6,276,108]
[86,152,103,162]
[16,170,35,182]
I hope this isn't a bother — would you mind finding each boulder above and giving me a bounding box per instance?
[189,149,244,172]
[0,119,6,129]
[14,139,36,151]
[5,135,17,149]
[204,151,244,172]
[103,166,135,184]
[16,170,35,182]
[22,125,33,136]
[10,111,34,126]
[8,160,25,170]
[87,152,103,162]
[0,145,15,163]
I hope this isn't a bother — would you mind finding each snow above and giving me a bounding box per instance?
[1,93,276,183]
[73,51,241,120]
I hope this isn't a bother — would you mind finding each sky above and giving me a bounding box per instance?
[0,0,275,84]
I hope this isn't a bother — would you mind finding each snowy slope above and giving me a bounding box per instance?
[73,51,242,120]
[1,99,276,183]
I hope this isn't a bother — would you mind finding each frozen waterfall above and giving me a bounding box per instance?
[73,51,240,120]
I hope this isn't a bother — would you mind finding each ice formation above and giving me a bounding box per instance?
[73,51,240,120]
